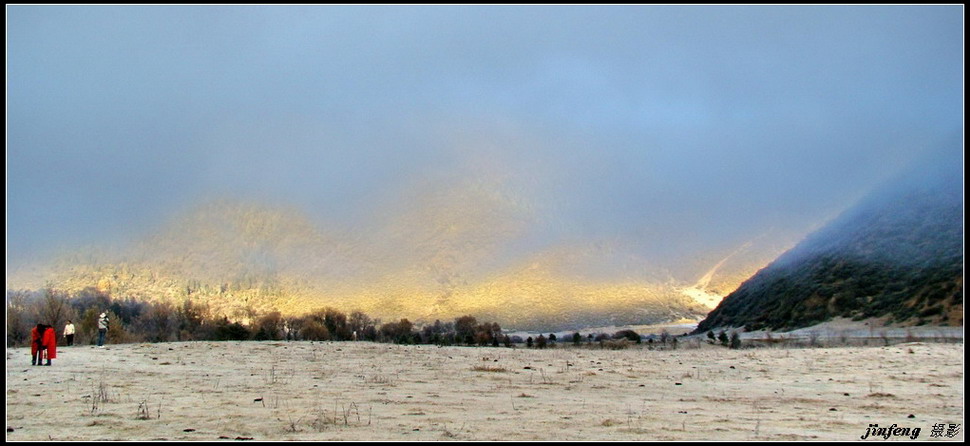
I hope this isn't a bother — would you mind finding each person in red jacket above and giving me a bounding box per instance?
[30,323,57,366]
[41,324,57,366]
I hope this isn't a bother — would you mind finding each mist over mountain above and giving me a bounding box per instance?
[10,138,959,333]
[696,147,964,333]
[6,167,793,332]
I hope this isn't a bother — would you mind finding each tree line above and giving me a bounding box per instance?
[7,286,693,349]
[6,286,518,348]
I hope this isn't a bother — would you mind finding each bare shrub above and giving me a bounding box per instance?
[310,400,370,431]
[135,399,159,420]
[365,374,395,385]
[90,375,111,415]
[39,286,71,337]
[300,320,331,341]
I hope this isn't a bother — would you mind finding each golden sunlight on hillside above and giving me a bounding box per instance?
[5,187,777,331]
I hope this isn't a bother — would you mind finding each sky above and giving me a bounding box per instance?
[6,5,964,274]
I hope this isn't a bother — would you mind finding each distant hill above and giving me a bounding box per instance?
[695,158,963,333]
[7,176,719,332]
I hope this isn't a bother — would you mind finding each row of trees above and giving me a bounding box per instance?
[6,286,695,349]
[7,286,215,347]
[706,329,743,349]
[6,287,527,348]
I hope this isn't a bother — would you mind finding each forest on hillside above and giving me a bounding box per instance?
[696,184,963,333]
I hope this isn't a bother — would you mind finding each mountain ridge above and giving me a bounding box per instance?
[695,161,963,333]
[7,194,771,332]
[7,170,803,331]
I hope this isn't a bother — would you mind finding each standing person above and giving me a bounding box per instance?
[41,324,57,366]
[64,320,76,346]
[97,312,109,347]
[30,323,46,366]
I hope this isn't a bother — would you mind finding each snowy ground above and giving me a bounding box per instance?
[6,334,964,441]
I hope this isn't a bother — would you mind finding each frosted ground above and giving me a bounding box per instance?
[5,331,963,441]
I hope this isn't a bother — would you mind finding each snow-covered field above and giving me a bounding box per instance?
[5,339,964,441]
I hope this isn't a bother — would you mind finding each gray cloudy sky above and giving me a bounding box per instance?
[6,5,964,270]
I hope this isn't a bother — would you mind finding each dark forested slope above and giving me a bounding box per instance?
[696,158,963,332]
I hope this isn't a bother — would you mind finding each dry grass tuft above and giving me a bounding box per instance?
[471,365,508,373]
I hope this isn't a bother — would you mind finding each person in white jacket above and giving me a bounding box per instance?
[64,320,75,346]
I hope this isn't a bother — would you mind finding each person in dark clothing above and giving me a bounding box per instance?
[97,312,109,347]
